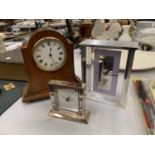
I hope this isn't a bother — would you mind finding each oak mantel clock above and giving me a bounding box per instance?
[21,28,79,102]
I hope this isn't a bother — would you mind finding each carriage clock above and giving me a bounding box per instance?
[48,80,90,123]
[21,28,80,102]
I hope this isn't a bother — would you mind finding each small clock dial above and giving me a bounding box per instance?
[57,89,79,112]
[33,37,67,71]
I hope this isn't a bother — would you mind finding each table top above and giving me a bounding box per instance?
[0,95,145,135]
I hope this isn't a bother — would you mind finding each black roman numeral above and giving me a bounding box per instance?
[41,44,45,48]
[57,47,61,50]
[47,41,50,46]
[58,57,62,61]
[39,59,43,63]
[59,52,63,55]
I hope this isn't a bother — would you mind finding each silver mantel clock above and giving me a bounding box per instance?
[80,39,139,107]
[48,80,90,123]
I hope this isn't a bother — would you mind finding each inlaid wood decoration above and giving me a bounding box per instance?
[21,28,80,102]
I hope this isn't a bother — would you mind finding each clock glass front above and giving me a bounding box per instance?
[57,88,79,112]
[33,37,67,71]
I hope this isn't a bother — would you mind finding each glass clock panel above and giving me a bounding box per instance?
[57,88,79,112]
[93,49,121,96]
[33,38,67,71]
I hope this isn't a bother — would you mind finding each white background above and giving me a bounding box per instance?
[0,0,155,155]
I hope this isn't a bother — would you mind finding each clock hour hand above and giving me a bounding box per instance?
[49,48,56,65]
[50,47,52,52]
[66,96,71,102]
[66,96,74,102]
[61,95,74,102]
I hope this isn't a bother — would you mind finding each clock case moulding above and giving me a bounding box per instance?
[22,28,81,103]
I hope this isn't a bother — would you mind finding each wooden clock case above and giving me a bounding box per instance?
[22,28,80,103]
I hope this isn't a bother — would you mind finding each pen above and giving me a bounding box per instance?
[134,80,154,133]
[138,80,155,123]
[139,81,155,132]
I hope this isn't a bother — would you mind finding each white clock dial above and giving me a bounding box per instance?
[57,89,79,112]
[33,37,67,71]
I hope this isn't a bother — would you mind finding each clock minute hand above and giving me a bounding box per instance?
[66,96,72,102]
[61,95,66,100]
